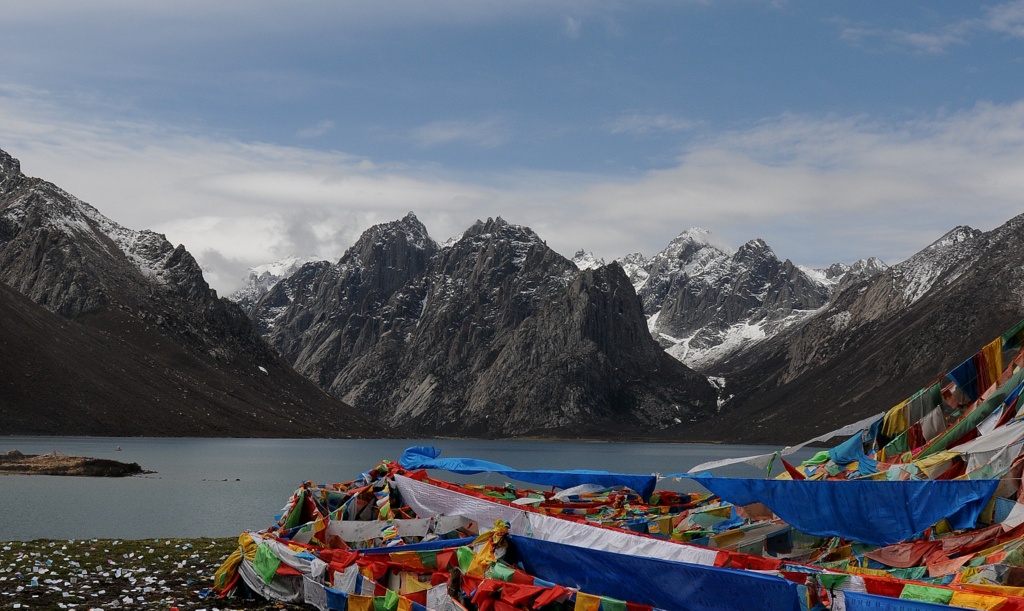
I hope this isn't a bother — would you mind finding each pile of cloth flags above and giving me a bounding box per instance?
[213,318,1024,611]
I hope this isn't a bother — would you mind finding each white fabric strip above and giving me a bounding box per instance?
[394,474,523,527]
[238,559,304,603]
[952,419,1024,454]
[919,407,946,441]
[303,575,329,611]
[393,474,721,566]
[686,412,885,474]
[685,452,776,474]
[780,412,886,456]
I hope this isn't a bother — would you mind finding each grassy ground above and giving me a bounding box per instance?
[0,537,297,611]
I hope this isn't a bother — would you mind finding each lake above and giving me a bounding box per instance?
[0,437,810,541]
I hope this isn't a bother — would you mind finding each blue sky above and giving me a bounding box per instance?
[2,1,1024,291]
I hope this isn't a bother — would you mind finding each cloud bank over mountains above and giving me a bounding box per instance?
[3,2,1024,291]
[4,89,1024,292]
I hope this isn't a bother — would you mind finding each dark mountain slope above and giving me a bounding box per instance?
[0,147,374,437]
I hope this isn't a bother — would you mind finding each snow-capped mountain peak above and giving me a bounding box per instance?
[572,250,605,270]
[230,255,325,313]
[886,225,983,306]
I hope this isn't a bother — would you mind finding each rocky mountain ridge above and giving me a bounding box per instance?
[237,211,1016,443]
[0,148,374,437]
[573,229,889,371]
[230,256,325,314]
[250,213,718,438]
[693,217,1024,443]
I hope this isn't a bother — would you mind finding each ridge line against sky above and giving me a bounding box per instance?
[1,1,1024,292]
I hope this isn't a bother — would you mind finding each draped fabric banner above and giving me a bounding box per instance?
[400,446,997,546]
[686,412,884,474]
[392,474,722,566]
[509,535,802,611]
[841,590,966,610]
[398,446,658,500]
[683,475,998,546]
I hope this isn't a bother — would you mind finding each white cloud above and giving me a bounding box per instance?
[986,0,1024,37]
[840,1,1024,54]
[410,118,509,148]
[565,16,582,40]
[296,120,334,139]
[3,87,1024,293]
[839,25,968,54]
[606,112,698,135]
[560,103,1024,265]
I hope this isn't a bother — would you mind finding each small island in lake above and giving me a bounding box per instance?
[0,449,147,477]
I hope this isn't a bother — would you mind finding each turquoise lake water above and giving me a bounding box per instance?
[0,437,809,541]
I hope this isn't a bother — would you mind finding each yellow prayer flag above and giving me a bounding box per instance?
[349,593,375,611]
[400,573,432,594]
[949,589,1009,610]
[575,592,601,611]
[847,565,889,577]
[956,583,1024,598]
[882,399,911,438]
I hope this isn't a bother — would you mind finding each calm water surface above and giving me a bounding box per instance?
[0,437,810,541]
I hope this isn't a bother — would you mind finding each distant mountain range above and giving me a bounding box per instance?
[241,214,717,438]
[233,213,1024,443]
[4,144,1023,442]
[573,228,888,371]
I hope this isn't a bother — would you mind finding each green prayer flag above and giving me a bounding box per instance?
[816,574,848,590]
[456,546,474,573]
[801,451,831,466]
[253,543,281,585]
[1001,318,1024,350]
[489,562,515,581]
[1006,549,1024,566]
[881,429,910,456]
[283,489,306,529]
[371,588,400,611]
[416,549,438,570]
[599,596,627,611]
[899,584,953,605]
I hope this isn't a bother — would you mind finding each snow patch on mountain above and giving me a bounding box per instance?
[230,255,324,312]
[888,226,981,306]
[662,309,818,371]
[617,253,650,289]
[572,250,605,271]
[798,265,832,286]
[13,184,178,286]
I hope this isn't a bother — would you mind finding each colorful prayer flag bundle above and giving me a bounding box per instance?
[214,318,1024,610]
